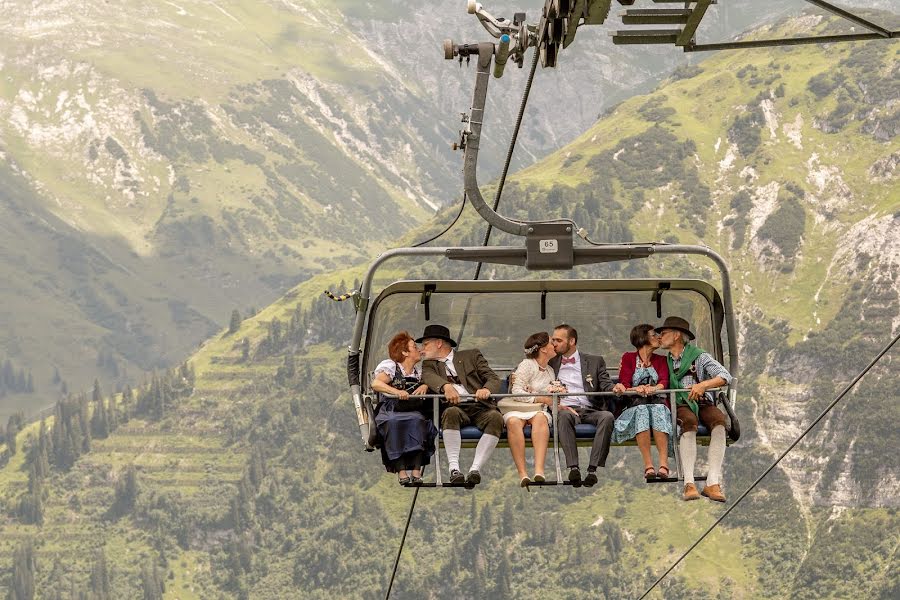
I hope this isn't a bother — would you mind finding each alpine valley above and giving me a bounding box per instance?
[0,2,898,599]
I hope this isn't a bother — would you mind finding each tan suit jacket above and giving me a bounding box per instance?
[421,349,502,402]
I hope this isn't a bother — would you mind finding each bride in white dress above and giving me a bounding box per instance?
[501,332,565,487]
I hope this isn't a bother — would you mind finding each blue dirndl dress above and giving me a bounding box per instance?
[373,361,438,473]
[612,362,674,456]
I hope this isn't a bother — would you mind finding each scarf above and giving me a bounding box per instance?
[668,343,705,417]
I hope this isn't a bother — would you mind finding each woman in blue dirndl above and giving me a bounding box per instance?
[371,331,437,485]
[612,324,674,480]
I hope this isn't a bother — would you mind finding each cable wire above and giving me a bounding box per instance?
[384,487,420,600]
[638,329,900,600]
[413,192,467,247]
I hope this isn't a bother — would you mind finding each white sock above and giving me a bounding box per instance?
[680,431,697,485]
[470,434,499,472]
[443,429,461,472]
[706,426,727,486]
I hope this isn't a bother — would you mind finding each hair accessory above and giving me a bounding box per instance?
[525,344,540,355]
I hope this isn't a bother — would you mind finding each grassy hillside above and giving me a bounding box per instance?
[0,11,898,599]
[0,0,444,418]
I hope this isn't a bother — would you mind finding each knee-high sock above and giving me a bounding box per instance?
[470,434,499,472]
[706,426,727,486]
[680,431,697,485]
[443,429,461,472]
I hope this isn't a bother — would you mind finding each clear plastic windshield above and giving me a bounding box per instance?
[363,284,720,384]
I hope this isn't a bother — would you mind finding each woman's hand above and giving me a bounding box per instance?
[537,395,553,405]
[612,383,627,395]
[412,384,429,397]
[396,389,410,401]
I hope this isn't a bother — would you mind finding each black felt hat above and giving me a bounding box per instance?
[658,316,695,341]
[415,324,457,348]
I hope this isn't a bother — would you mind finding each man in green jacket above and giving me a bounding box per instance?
[419,324,502,486]
[658,316,733,503]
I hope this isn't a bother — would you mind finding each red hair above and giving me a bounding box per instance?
[388,331,414,362]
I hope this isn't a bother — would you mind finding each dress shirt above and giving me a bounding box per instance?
[443,351,469,397]
[556,350,589,408]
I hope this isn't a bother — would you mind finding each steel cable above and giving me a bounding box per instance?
[638,329,900,599]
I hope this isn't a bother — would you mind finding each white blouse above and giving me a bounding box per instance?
[374,359,420,380]
[511,359,556,401]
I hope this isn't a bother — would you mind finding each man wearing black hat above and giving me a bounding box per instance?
[418,324,503,485]
[657,316,733,503]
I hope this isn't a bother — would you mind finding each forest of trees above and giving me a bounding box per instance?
[0,359,34,397]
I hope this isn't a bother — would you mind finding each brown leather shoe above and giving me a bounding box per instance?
[701,484,726,503]
[682,482,701,501]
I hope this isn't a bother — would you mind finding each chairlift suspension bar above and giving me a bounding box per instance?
[803,0,893,37]
[685,31,898,52]
[675,0,712,46]
[462,44,531,237]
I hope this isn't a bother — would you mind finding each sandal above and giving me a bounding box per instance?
[644,466,657,481]
[398,476,411,486]
[657,465,670,479]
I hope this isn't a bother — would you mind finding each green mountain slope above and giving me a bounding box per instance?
[0,0,446,417]
[1,11,898,599]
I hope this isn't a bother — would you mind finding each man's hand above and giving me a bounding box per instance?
[688,382,706,401]
[443,383,461,404]
[612,383,627,395]
[474,388,491,401]
[561,405,578,416]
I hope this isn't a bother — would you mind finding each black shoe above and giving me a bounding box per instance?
[568,467,582,487]
[449,469,465,484]
[583,470,598,487]
[466,470,481,485]
[398,476,411,486]
[409,476,423,486]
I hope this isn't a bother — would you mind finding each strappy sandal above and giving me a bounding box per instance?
[657,465,670,479]
[644,466,657,481]
[398,476,411,486]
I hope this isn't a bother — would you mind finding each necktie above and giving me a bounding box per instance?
[561,356,576,365]
[444,359,460,384]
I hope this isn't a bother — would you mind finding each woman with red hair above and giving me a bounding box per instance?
[371,331,436,485]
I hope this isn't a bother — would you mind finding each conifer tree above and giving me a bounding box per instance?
[91,380,109,439]
[88,550,111,600]
[78,396,92,453]
[121,385,133,423]
[8,540,36,600]
[140,560,163,600]
[5,416,17,456]
[228,309,242,335]
[111,465,140,518]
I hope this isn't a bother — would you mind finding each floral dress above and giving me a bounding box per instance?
[612,358,674,456]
